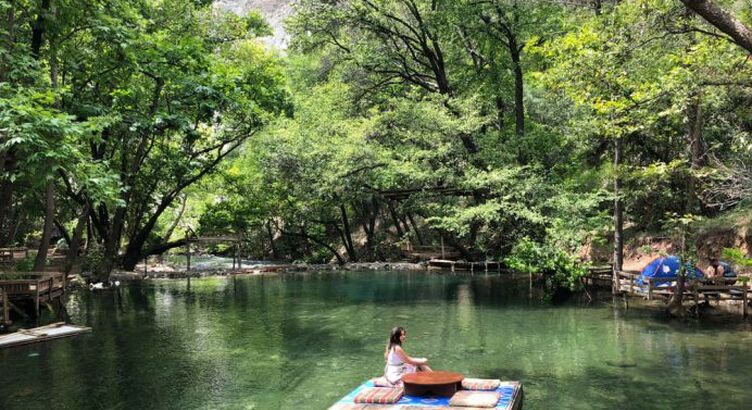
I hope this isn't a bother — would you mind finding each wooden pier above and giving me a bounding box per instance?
[615,270,750,317]
[581,264,614,288]
[0,272,66,320]
[428,259,503,273]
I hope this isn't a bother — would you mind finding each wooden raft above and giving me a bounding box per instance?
[0,322,91,349]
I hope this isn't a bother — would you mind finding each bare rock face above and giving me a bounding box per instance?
[215,0,295,49]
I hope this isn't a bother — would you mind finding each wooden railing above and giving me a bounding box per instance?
[0,272,65,296]
[0,272,65,318]
[0,247,29,262]
[615,269,750,316]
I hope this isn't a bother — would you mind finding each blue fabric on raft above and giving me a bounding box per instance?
[331,379,521,409]
[636,255,704,286]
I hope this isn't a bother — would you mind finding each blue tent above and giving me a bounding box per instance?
[637,255,704,286]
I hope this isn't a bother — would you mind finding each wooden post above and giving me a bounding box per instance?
[2,288,8,325]
[529,272,533,297]
[743,284,748,318]
[441,236,445,259]
[238,243,242,270]
[693,287,700,318]
[484,261,488,273]
[186,241,191,272]
[35,279,40,318]
[144,256,148,277]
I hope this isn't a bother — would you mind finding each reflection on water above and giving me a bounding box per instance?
[1,271,752,409]
[162,255,276,271]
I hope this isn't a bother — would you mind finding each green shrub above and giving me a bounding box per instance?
[81,248,105,274]
[722,247,752,271]
[505,236,588,292]
[14,256,35,272]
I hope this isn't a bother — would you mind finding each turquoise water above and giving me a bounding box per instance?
[1,271,751,409]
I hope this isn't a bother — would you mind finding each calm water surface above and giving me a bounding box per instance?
[1,271,751,409]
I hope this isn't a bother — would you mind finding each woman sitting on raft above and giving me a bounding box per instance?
[384,326,433,386]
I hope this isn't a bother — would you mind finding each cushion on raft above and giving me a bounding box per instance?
[449,390,501,408]
[353,387,404,404]
[401,407,451,410]
[328,404,368,410]
[461,378,501,391]
[330,405,403,410]
[371,376,395,387]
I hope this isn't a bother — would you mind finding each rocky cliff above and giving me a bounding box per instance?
[215,0,295,49]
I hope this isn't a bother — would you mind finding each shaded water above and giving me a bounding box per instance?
[1,271,751,409]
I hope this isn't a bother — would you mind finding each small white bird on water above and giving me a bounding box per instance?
[88,281,119,290]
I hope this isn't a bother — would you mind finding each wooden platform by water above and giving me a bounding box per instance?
[0,271,66,320]
[0,322,91,349]
[428,259,503,273]
[615,270,751,317]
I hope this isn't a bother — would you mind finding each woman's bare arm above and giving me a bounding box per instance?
[394,346,428,365]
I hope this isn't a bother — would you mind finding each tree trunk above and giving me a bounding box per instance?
[33,180,55,271]
[407,213,424,245]
[680,0,752,54]
[64,202,89,274]
[613,137,624,286]
[387,201,405,238]
[266,221,279,260]
[0,152,17,246]
[494,95,506,131]
[99,208,126,279]
[339,204,356,261]
[161,194,186,243]
[359,211,373,259]
[53,218,71,246]
[510,43,525,138]
[30,0,50,59]
[368,198,377,250]
[280,226,345,265]
[686,92,705,215]
[667,265,687,317]
[122,192,181,270]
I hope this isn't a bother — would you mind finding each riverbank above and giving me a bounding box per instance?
[110,260,428,281]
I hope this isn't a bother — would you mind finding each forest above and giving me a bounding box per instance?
[2,0,752,287]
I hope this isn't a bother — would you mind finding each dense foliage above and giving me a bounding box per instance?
[2,0,752,288]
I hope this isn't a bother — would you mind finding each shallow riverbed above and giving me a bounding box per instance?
[1,271,751,409]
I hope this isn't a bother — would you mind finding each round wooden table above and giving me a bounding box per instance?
[402,371,464,397]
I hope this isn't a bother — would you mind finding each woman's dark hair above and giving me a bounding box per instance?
[384,326,405,359]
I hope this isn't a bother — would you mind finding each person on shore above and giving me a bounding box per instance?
[705,257,726,282]
[384,326,433,386]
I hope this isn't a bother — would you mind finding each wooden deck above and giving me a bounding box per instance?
[0,322,91,349]
[0,271,66,318]
[615,270,750,317]
[428,259,503,273]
